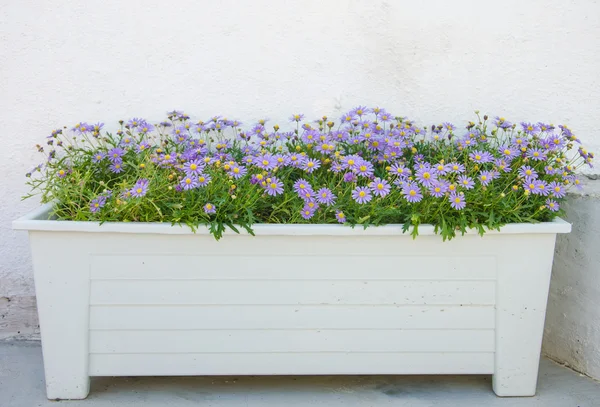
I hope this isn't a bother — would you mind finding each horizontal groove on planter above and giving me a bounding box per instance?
[89,280,496,305]
[90,254,497,281]
[88,353,495,376]
[89,305,495,330]
[89,329,495,353]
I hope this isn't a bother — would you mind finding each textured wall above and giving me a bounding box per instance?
[543,179,600,380]
[1,0,600,372]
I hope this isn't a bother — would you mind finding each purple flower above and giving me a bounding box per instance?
[302,158,321,173]
[137,122,155,133]
[109,162,124,173]
[197,173,211,187]
[389,163,411,178]
[352,186,372,204]
[301,130,320,144]
[343,172,357,183]
[92,152,105,163]
[546,199,560,212]
[415,166,438,186]
[203,203,216,214]
[457,175,475,190]
[442,122,456,131]
[469,150,494,164]
[447,162,465,174]
[293,179,312,195]
[498,145,518,160]
[90,196,107,213]
[255,153,276,170]
[136,142,151,153]
[479,171,497,186]
[108,147,125,163]
[549,181,566,198]
[265,177,284,196]
[120,136,136,148]
[494,117,513,130]
[289,113,305,122]
[180,175,199,190]
[130,178,149,198]
[335,210,347,223]
[369,178,391,197]
[355,161,374,178]
[429,181,449,198]
[351,106,368,117]
[449,192,466,210]
[340,113,356,124]
[316,187,336,205]
[183,159,204,175]
[402,182,423,203]
[518,165,538,179]
[534,180,550,196]
[521,122,540,135]
[527,148,547,161]
[300,206,316,220]
[524,178,538,194]
[230,165,247,179]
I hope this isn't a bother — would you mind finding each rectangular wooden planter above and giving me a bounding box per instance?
[14,204,571,399]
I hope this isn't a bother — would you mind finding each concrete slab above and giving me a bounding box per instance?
[1,341,599,406]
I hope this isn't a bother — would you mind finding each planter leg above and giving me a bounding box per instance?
[492,236,557,397]
[30,234,91,399]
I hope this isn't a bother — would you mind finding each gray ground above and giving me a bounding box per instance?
[1,341,599,406]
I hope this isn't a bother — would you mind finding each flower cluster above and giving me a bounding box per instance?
[25,107,593,240]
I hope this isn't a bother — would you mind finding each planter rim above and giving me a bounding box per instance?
[13,203,572,236]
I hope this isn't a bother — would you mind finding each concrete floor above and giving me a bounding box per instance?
[1,341,599,407]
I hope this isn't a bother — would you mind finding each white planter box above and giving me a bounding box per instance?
[14,204,571,399]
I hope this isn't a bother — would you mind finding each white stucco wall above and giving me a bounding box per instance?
[1,0,599,372]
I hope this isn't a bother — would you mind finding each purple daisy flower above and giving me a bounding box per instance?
[378,110,393,122]
[355,161,374,178]
[469,150,494,164]
[289,113,305,122]
[335,210,347,223]
[369,178,391,197]
[534,180,550,196]
[316,187,336,205]
[521,122,540,135]
[549,181,566,198]
[415,166,438,186]
[183,159,204,175]
[351,106,368,117]
[546,199,560,212]
[57,168,69,178]
[340,113,356,124]
[136,142,151,153]
[518,165,538,179]
[449,192,466,210]
[265,177,284,196]
[109,162,124,173]
[130,178,149,198]
[479,171,498,186]
[180,175,199,190]
[389,163,411,178]
[302,158,321,173]
[447,162,465,174]
[341,155,362,171]
[402,182,423,203]
[429,181,449,198]
[457,175,475,190]
[494,117,513,130]
[90,196,107,213]
[120,136,136,148]
[301,129,320,144]
[524,178,538,194]
[300,206,316,220]
[293,179,313,195]
[442,122,456,131]
[92,152,105,163]
[527,148,547,161]
[197,173,211,187]
[255,153,276,170]
[498,145,518,160]
[352,186,372,204]
[203,203,216,214]
[108,147,125,163]
[230,165,247,179]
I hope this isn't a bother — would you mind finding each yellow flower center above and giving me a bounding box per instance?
[475,155,481,160]
[554,186,560,192]
[307,162,314,167]
[94,203,99,208]
[233,168,240,174]
[409,190,416,196]
[270,183,277,189]
[377,183,384,190]
[262,160,269,166]
[452,165,458,170]
[199,177,205,182]
[206,204,212,210]
[533,152,539,157]
[321,192,327,198]
[526,170,532,175]
[190,164,197,170]
[185,178,192,184]
[360,165,367,172]
[481,175,487,181]
[504,149,511,155]
[435,187,441,193]
[454,197,461,203]
[338,212,345,218]
[359,191,366,197]
[423,172,431,179]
